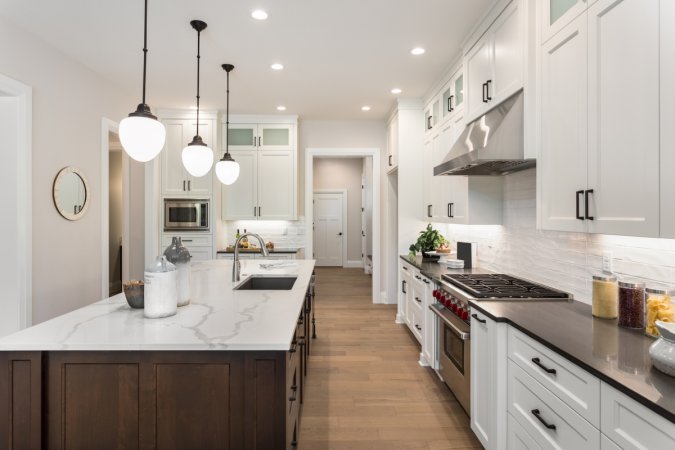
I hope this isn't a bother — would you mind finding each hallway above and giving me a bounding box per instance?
[300,267,481,449]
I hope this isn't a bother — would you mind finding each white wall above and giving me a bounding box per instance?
[108,150,123,293]
[0,16,136,323]
[438,168,675,304]
[313,158,363,263]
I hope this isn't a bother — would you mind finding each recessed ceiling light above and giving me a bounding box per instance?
[251,10,268,20]
[411,47,426,55]
[270,63,284,71]
[361,106,371,111]
[391,88,402,94]
[277,106,287,111]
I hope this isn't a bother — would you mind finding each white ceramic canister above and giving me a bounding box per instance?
[650,321,675,377]
[144,256,178,319]
[163,237,192,307]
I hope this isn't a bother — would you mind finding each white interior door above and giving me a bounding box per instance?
[0,96,20,337]
[361,175,367,267]
[313,192,344,267]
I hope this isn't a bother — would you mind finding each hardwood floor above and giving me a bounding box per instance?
[300,267,481,450]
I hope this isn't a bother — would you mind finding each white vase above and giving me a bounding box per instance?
[649,321,675,377]
[144,256,178,319]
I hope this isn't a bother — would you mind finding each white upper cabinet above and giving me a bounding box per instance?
[221,150,257,219]
[586,0,660,237]
[661,0,675,238]
[539,0,664,238]
[257,150,295,219]
[424,98,440,134]
[540,14,588,233]
[221,116,298,221]
[160,116,215,197]
[542,0,597,43]
[387,112,399,171]
[465,0,524,121]
[441,70,465,123]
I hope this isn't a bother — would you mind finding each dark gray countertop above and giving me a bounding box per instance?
[217,247,301,254]
[399,254,490,281]
[470,300,675,423]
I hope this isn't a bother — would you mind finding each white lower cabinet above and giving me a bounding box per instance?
[216,253,295,260]
[470,309,507,450]
[508,360,600,449]
[474,315,675,450]
[600,382,675,450]
[507,412,542,450]
[399,263,413,327]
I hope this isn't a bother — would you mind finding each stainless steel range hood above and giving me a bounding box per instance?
[434,90,534,176]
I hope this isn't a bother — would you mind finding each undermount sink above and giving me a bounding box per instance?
[234,275,298,291]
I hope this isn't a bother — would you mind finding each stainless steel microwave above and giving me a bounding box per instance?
[164,199,209,231]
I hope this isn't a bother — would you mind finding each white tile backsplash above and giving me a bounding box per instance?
[437,169,675,304]
[221,218,306,249]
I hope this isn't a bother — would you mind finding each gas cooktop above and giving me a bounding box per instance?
[441,274,570,300]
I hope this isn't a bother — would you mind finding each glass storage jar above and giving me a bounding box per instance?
[618,280,645,329]
[592,273,618,319]
[645,286,675,337]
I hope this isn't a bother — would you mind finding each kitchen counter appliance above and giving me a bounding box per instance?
[430,273,571,415]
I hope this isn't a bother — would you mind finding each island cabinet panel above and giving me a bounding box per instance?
[0,352,42,450]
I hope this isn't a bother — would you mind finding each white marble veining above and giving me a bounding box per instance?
[0,260,315,351]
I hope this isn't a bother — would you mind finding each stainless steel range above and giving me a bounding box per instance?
[430,273,571,415]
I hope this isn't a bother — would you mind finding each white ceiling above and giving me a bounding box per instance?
[0,0,495,119]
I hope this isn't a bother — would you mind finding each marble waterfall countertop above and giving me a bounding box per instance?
[0,259,315,352]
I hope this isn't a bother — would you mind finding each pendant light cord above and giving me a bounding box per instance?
[225,68,230,156]
[142,0,148,105]
[195,28,201,137]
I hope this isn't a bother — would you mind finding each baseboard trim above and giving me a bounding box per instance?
[344,260,364,268]
[395,313,405,324]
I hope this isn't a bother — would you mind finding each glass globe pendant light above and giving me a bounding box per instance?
[119,0,166,162]
[215,64,240,185]
[181,20,214,177]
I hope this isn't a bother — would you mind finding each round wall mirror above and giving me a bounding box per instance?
[53,167,90,220]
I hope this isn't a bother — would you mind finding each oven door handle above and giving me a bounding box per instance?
[430,305,470,341]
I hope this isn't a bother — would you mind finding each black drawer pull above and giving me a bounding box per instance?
[584,189,594,220]
[414,297,422,303]
[471,313,486,324]
[415,324,422,331]
[402,280,407,294]
[427,204,432,218]
[423,279,430,284]
[388,155,392,166]
[482,82,488,103]
[415,275,422,280]
[531,357,557,375]
[486,79,492,101]
[531,409,556,430]
[289,342,297,353]
[289,386,297,402]
[576,190,585,220]
[448,202,454,218]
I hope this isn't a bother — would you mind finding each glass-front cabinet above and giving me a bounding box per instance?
[424,99,440,133]
[542,0,596,43]
[224,123,293,151]
[441,70,464,122]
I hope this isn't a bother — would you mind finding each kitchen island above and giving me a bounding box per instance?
[0,259,315,449]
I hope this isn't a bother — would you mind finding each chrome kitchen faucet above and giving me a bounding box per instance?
[232,233,269,282]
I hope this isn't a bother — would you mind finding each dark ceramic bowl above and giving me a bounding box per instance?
[422,252,441,261]
[123,282,144,309]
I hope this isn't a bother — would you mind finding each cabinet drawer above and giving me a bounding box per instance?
[161,234,213,247]
[600,382,675,450]
[508,327,600,426]
[508,412,543,449]
[508,360,600,449]
[409,308,423,343]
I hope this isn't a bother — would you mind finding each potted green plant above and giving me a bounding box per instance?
[409,224,447,260]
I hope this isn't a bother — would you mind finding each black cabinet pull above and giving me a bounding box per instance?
[388,155,392,166]
[415,296,422,303]
[423,279,430,284]
[414,275,422,280]
[486,80,492,101]
[289,342,297,353]
[576,190,585,220]
[448,95,454,112]
[187,180,191,191]
[427,115,433,130]
[482,83,488,103]
[415,324,422,331]
[254,206,257,217]
[182,239,193,243]
[427,204,432,218]
[289,384,297,402]
[402,266,408,271]
[448,202,454,218]
[183,180,186,191]
[531,357,557,375]
[402,280,407,294]
[531,409,556,430]
[471,313,486,324]
[584,189,594,220]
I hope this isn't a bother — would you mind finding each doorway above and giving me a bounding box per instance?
[101,119,130,298]
[0,75,32,337]
[305,148,381,303]
[313,191,346,266]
